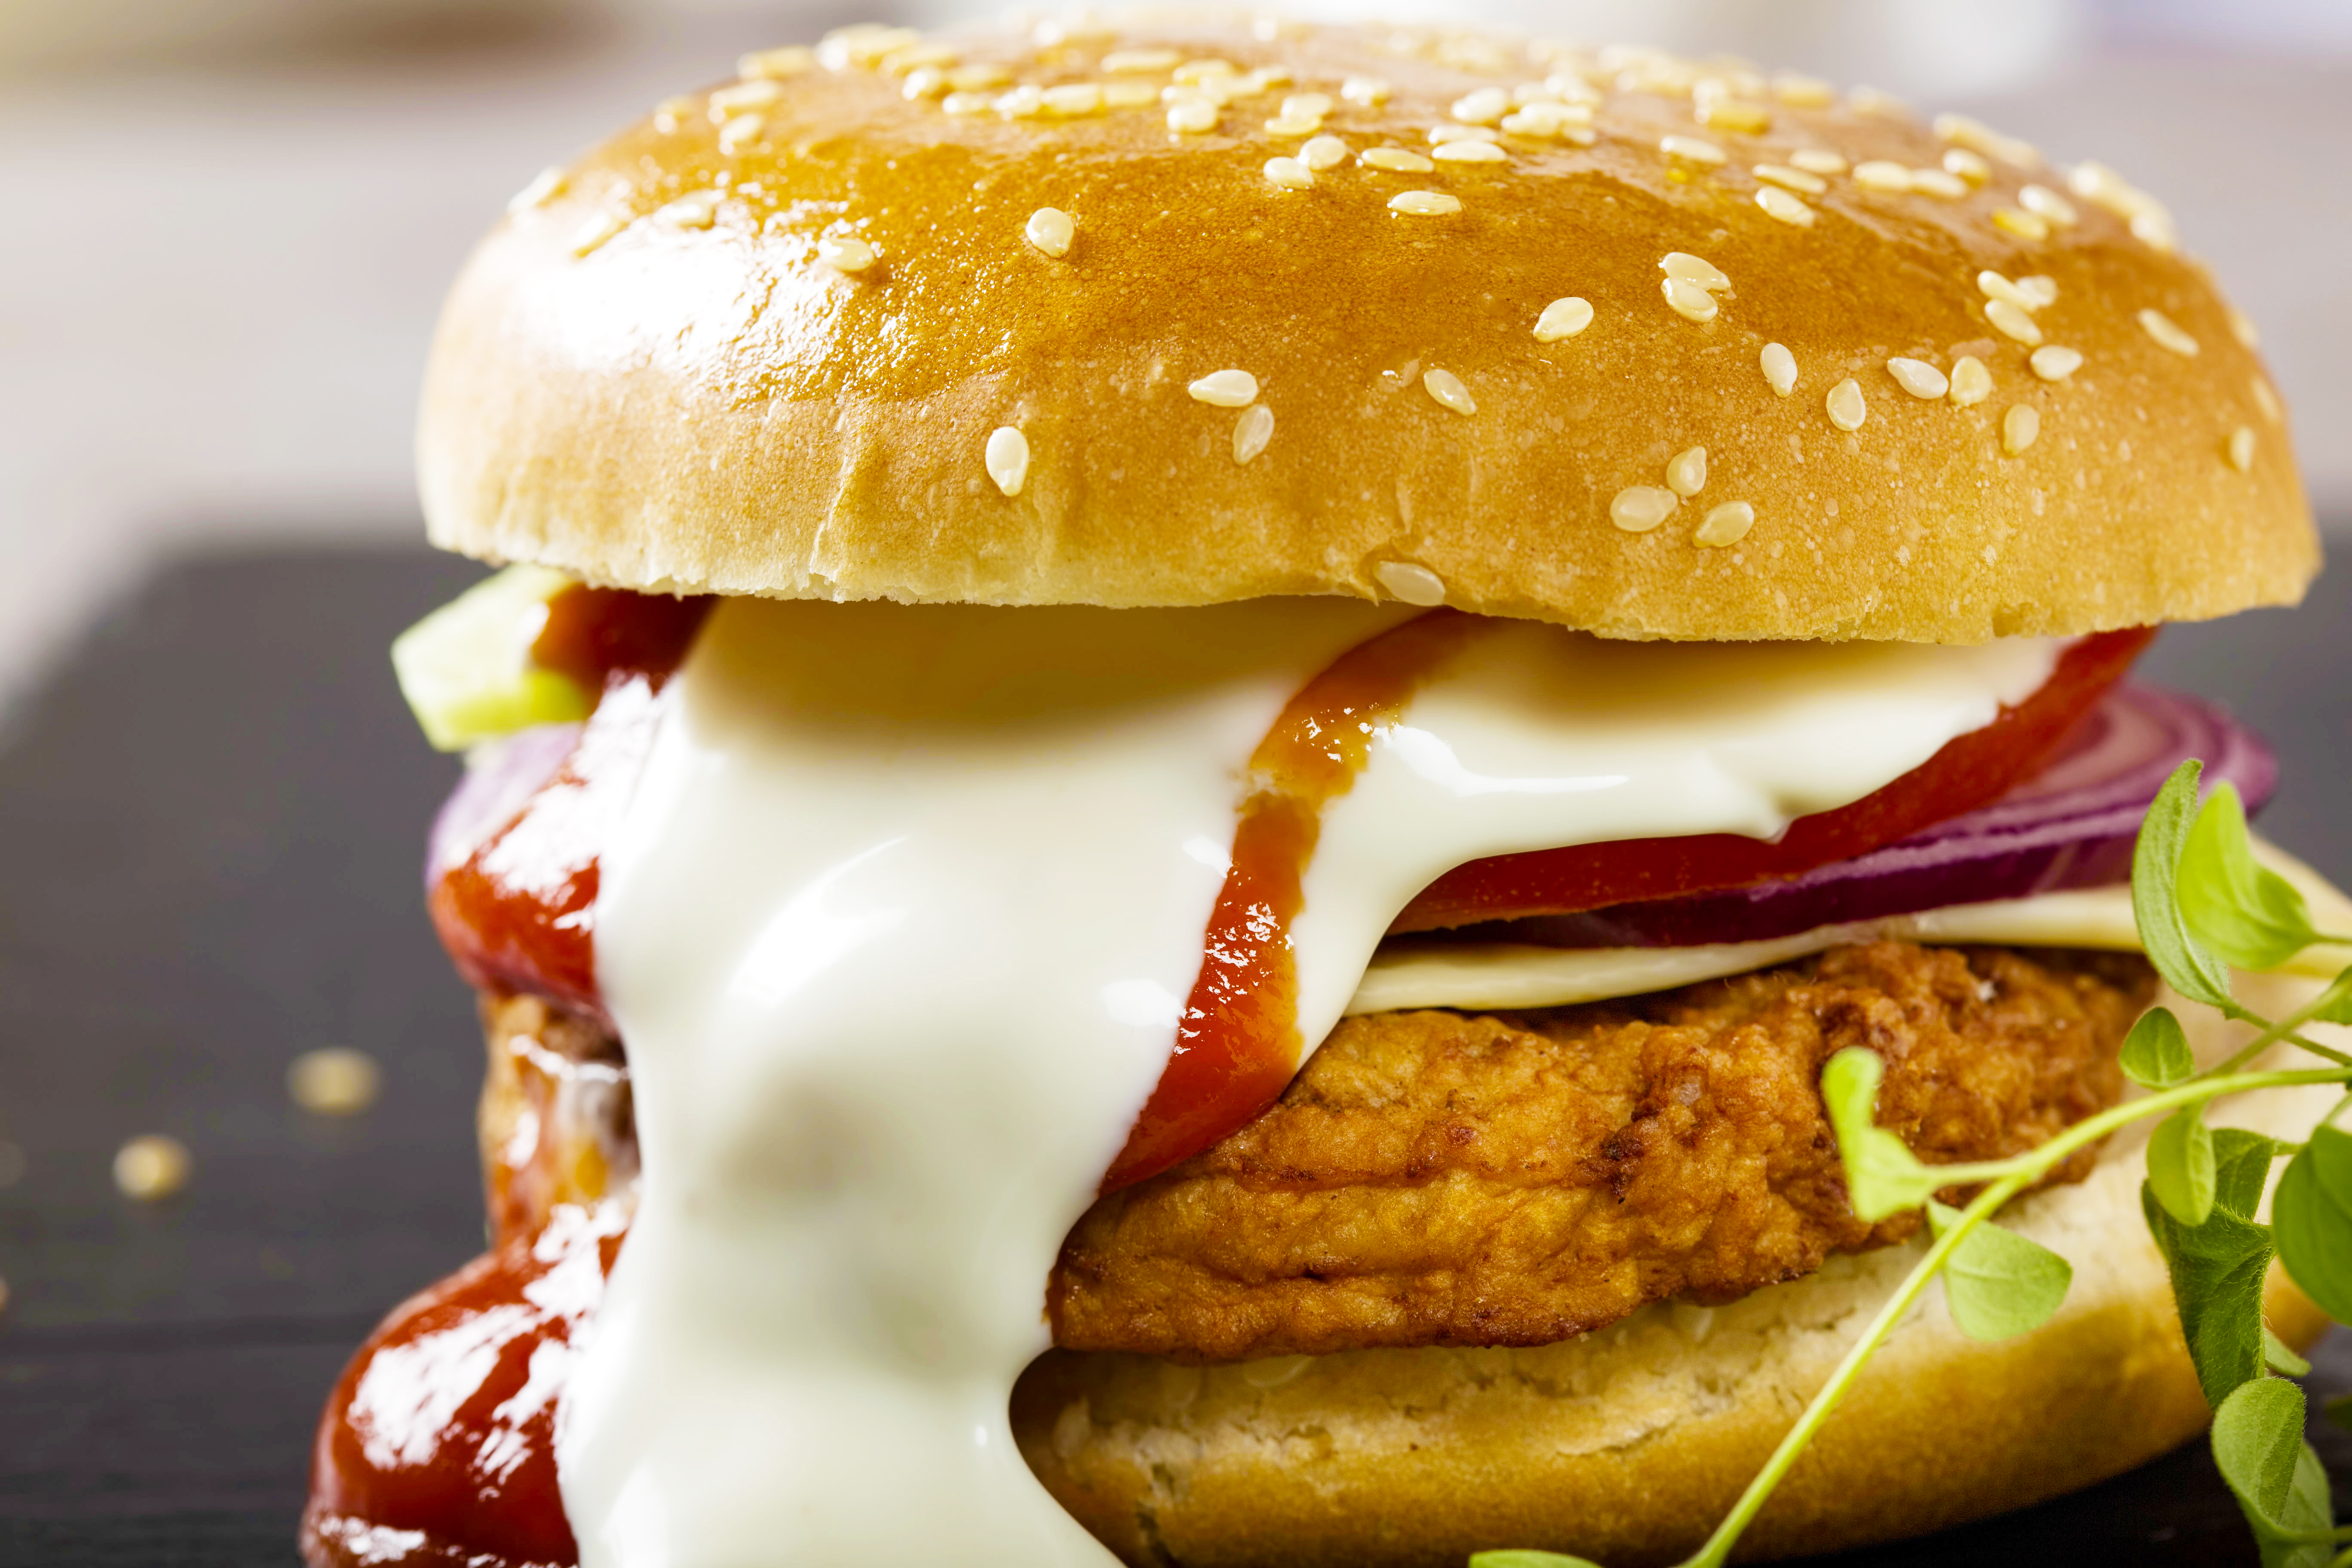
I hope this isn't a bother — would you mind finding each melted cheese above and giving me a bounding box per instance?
[1351,836,2352,1016]
[563,601,2059,1567]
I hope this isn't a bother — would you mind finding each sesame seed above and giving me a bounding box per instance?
[1825,378,1867,431]
[1948,355,1993,405]
[902,68,948,100]
[1694,94,1771,136]
[1263,156,1313,190]
[1666,445,1708,496]
[507,166,565,215]
[1611,486,1680,532]
[1188,368,1259,407]
[1663,278,1719,322]
[1908,168,1969,199]
[1375,560,1448,605]
[1363,147,1435,173]
[1887,357,1949,398]
[1660,134,1728,165]
[1534,297,1595,342]
[995,85,1047,119]
[2018,184,2077,226]
[818,24,918,70]
[1341,76,1391,107]
[1282,93,1334,119]
[1452,87,1510,124]
[1847,86,1912,119]
[2003,404,2040,454]
[817,235,877,274]
[1025,207,1075,257]
[1985,298,2043,345]
[1174,58,1238,84]
[985,427,1029,496]
[657,190,722,228]
[2131,211,2179,251]
[1942,147,1992,184]
[2228,425,2256,472]
[1755,186,1815,226]
[1166,100,1218,134]
[2139,308,2199,357]
[1772,73,1834,107]
[1541,73,1603,106]
[1389,190,1462,216]
[1103,48,1179,73]
[739,45,815,79]
[1694,500,1755,546]
[570,211,622,257]
[1660,251,1730,291]
[1761,342,1798,395]
[1265,114,1323,137]
[1102,81,1159,109]
[1753,163,1827,195]
[2252,377,2284,423]
[717,112,767,149]
[943,91,995,116]
[114,1134,190,1201]
[1788,149,1848,175]
[1978,270,2040,312]
[288,1047,381,1117]
[1992,207,2051,242]
[2029,346,2082,382]
[1852,160,1912,193]
[1234,404,1275,464]
[710,80,787,116]
[2069,161,2177,250]
[1434,140,1509,164]
[1042,83,1104,116]
[1300,135,1348,171]
[946,63,1010,91]
[1423,368,1476,415]
[2017,275,2059,309]
[1428,124,1502,144]
[2227,308,2260,349]
[1934,112,2037,167]
[1243,66,1295,92]
[1502,101,1592,136]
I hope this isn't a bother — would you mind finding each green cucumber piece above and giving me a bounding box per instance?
[391,564,594,751]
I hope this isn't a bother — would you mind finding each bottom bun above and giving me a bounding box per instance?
[1011,973,2339,1567]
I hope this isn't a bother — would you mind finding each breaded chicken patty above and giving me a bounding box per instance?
[477,942,2147,1363]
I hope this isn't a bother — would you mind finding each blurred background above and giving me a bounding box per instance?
[2,0,2349,709]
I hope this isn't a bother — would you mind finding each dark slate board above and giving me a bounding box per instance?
[0,543,2345,1568]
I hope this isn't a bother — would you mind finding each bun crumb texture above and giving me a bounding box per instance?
[422,15,2317,641]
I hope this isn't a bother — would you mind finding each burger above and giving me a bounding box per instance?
[301,16,2347,1568]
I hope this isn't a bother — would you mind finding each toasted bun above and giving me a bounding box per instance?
[419,20,2316,642]
[1008,974,2339,1565]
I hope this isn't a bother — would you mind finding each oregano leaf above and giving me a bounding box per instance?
[2133,760,2235,1008]
[2120,1005,2196,1089]
[1927,1201,2072,1341]
[2179,783,2321,972]
[2149,1105,2218,1226]
[2313,967,2352,1027]
[2214,1130,2288,1221]
[2143,1180,2274,1409]
[1820,1049,1935,1222]
[2272,1126,2352,1325]
[1467,1553,1605,1568]
[2261,1326,2312,1378]
[2211,1379,2336,1568]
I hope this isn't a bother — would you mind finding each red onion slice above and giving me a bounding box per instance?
[425,721,582,888]
[1424,685,2275,951]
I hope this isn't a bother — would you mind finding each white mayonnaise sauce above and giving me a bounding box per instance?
[564,600,2060,1567]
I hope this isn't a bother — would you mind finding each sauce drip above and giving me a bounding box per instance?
[1101,610,1483,1190]
[302,1206,624,1568]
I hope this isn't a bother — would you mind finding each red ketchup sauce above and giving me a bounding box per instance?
[321,597,2149,1565]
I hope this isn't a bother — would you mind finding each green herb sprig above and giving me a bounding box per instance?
[1470,761,2352,1568]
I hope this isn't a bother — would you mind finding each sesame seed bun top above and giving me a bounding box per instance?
[418,16,2319,642]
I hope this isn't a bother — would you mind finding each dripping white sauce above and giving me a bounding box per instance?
[561,600,2059,1566]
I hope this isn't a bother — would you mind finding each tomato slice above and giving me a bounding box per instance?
[1099,625,2153,1190]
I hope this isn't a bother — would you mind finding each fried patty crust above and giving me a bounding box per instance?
[1047,942,2148,1362]
[478,942,2149,1363]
